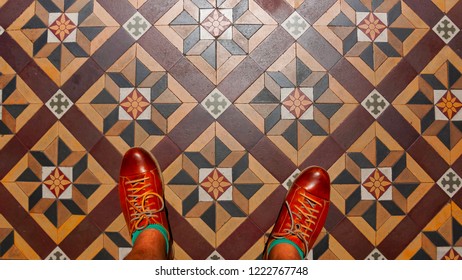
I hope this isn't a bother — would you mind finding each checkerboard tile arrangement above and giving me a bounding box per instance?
[0,0,462,260]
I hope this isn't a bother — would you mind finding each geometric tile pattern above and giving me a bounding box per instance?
[1,0,462,260]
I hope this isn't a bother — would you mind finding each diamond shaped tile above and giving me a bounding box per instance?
[42,167,72,199]
[437,168,462,198]
[45,90,73,119]
[118,88,151,120]
[207,250,225,260]
[198,168,233,201]
[201,89,231,119]
[123,12,152,40]
[356,12,388,42]
[366,248,387,260]
[0,26,4,36]
[434,90,462,121]
[433,16,460,44]
[282,11,310,39]
[201,9,232,38]
[47,13,78,43]
[281,88,313,120]
[283,169,301,190]
[46,247,69,260]
[361,168,393,200]
[437,247,462,260]
[361,90,390,119]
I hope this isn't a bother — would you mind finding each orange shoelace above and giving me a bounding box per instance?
[125,177,164,233]
[273,192,322,258]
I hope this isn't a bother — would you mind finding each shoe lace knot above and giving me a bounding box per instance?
[273,192,322,257]
[125,177,164,232]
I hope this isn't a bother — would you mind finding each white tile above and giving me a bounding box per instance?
[123,12,152,40]
[45,90,73,119]
[201,89,231,119]
[282,11,310,39]
[437,168,462,198]
[433,16,460,44]
[361,90,390,119]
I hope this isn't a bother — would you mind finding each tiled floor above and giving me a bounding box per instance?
[0,0,462,260]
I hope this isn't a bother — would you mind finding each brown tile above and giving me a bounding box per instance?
[407,137,449,181]
[87,188,120,231]
[329,58,375,102]
[377,216,420,259]
[138,27,183,71]
[250,137,297,183]
[408,185,449,228]
[138,0,178,24]
[377,106,420,150]
[403,0,444,26]
[169,58,215,102]
[298,28,342,71]
[59,218,103,260]
[300,137,345,170]
[377,60,418,103]
[16,107,56,149]
[325,204,345,232]
[90,137,123,181]
[61,59,104,102]
[216,219,265,260]
[250,26,295,70]
[168,105,214,151]
[447,2,462,26]
[449,33,462,58]
[0,0,33,28]
[96,0,137,25]
[19,62,58,103]
[168,202,215,259]
[329,218,374,259]
[0,137,28,179]
[404,32,445,73]
[254,0,294,24]
[0,33,31,74]
[0,184,55,259]
[331,106,375,150]
[151,136,182,171]
[217,105,263,151]
[92,28,136,71]
[297,0,337,24]
[218,57,264,102]
[60,107,103,151]
[248,185,286,232]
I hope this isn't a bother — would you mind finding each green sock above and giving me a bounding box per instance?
[132,224,170,255]
[267,238,305,259]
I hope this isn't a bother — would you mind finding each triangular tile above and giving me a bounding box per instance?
[233,169,263,184]
[434,62,449,88]
[234,10,262,24]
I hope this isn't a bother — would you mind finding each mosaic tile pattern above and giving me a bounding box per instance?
[1,0,462,260]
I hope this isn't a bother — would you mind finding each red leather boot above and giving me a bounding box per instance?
[264,166,330,259]
[119,147,173,258]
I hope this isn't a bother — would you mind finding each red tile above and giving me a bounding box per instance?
[377,106,420,149]
[250,137,297,183]
[61,59,104,102]
[168,105,214,151]
[217,57,264,102]
[298,28,342,71]
[139,0,178,24]
[92,28,135,71]
[216,219,265,259]
[168,202,215,259]
[151,136,182,171]
[59,218,102,259]
[300,136,345,170]
[329,58,375,102]
[0,0,33,28]
[404,32,445,73]
[16,107,57,149]
[248,185,286,232]
[90,137,123,181]
[0,137,28,179]
[169,58,215,102]
[19,62,58,102]
[377,216,420,259]
[408,185,449,228]
[331,106,375,150]
[449,33,462,58]
[329,218,374,259]
[377,60,418,103]
[0,184,55,259]
[249,26,295,70]
[324,204,345,232]
[407,137,449,181]
[297,0,337,24]
[96,0,137,25]
[138,28,183,71]
[61,107,103,151]
[447,1,462,27]
[87,188,120,231]
[403,0,444,26]
[254,0,294,23]
[0,33,32,74]
[217,105,263,151]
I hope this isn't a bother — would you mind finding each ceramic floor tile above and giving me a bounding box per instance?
[2,0,462,260]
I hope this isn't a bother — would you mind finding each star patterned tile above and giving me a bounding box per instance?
[1,0,462,260]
